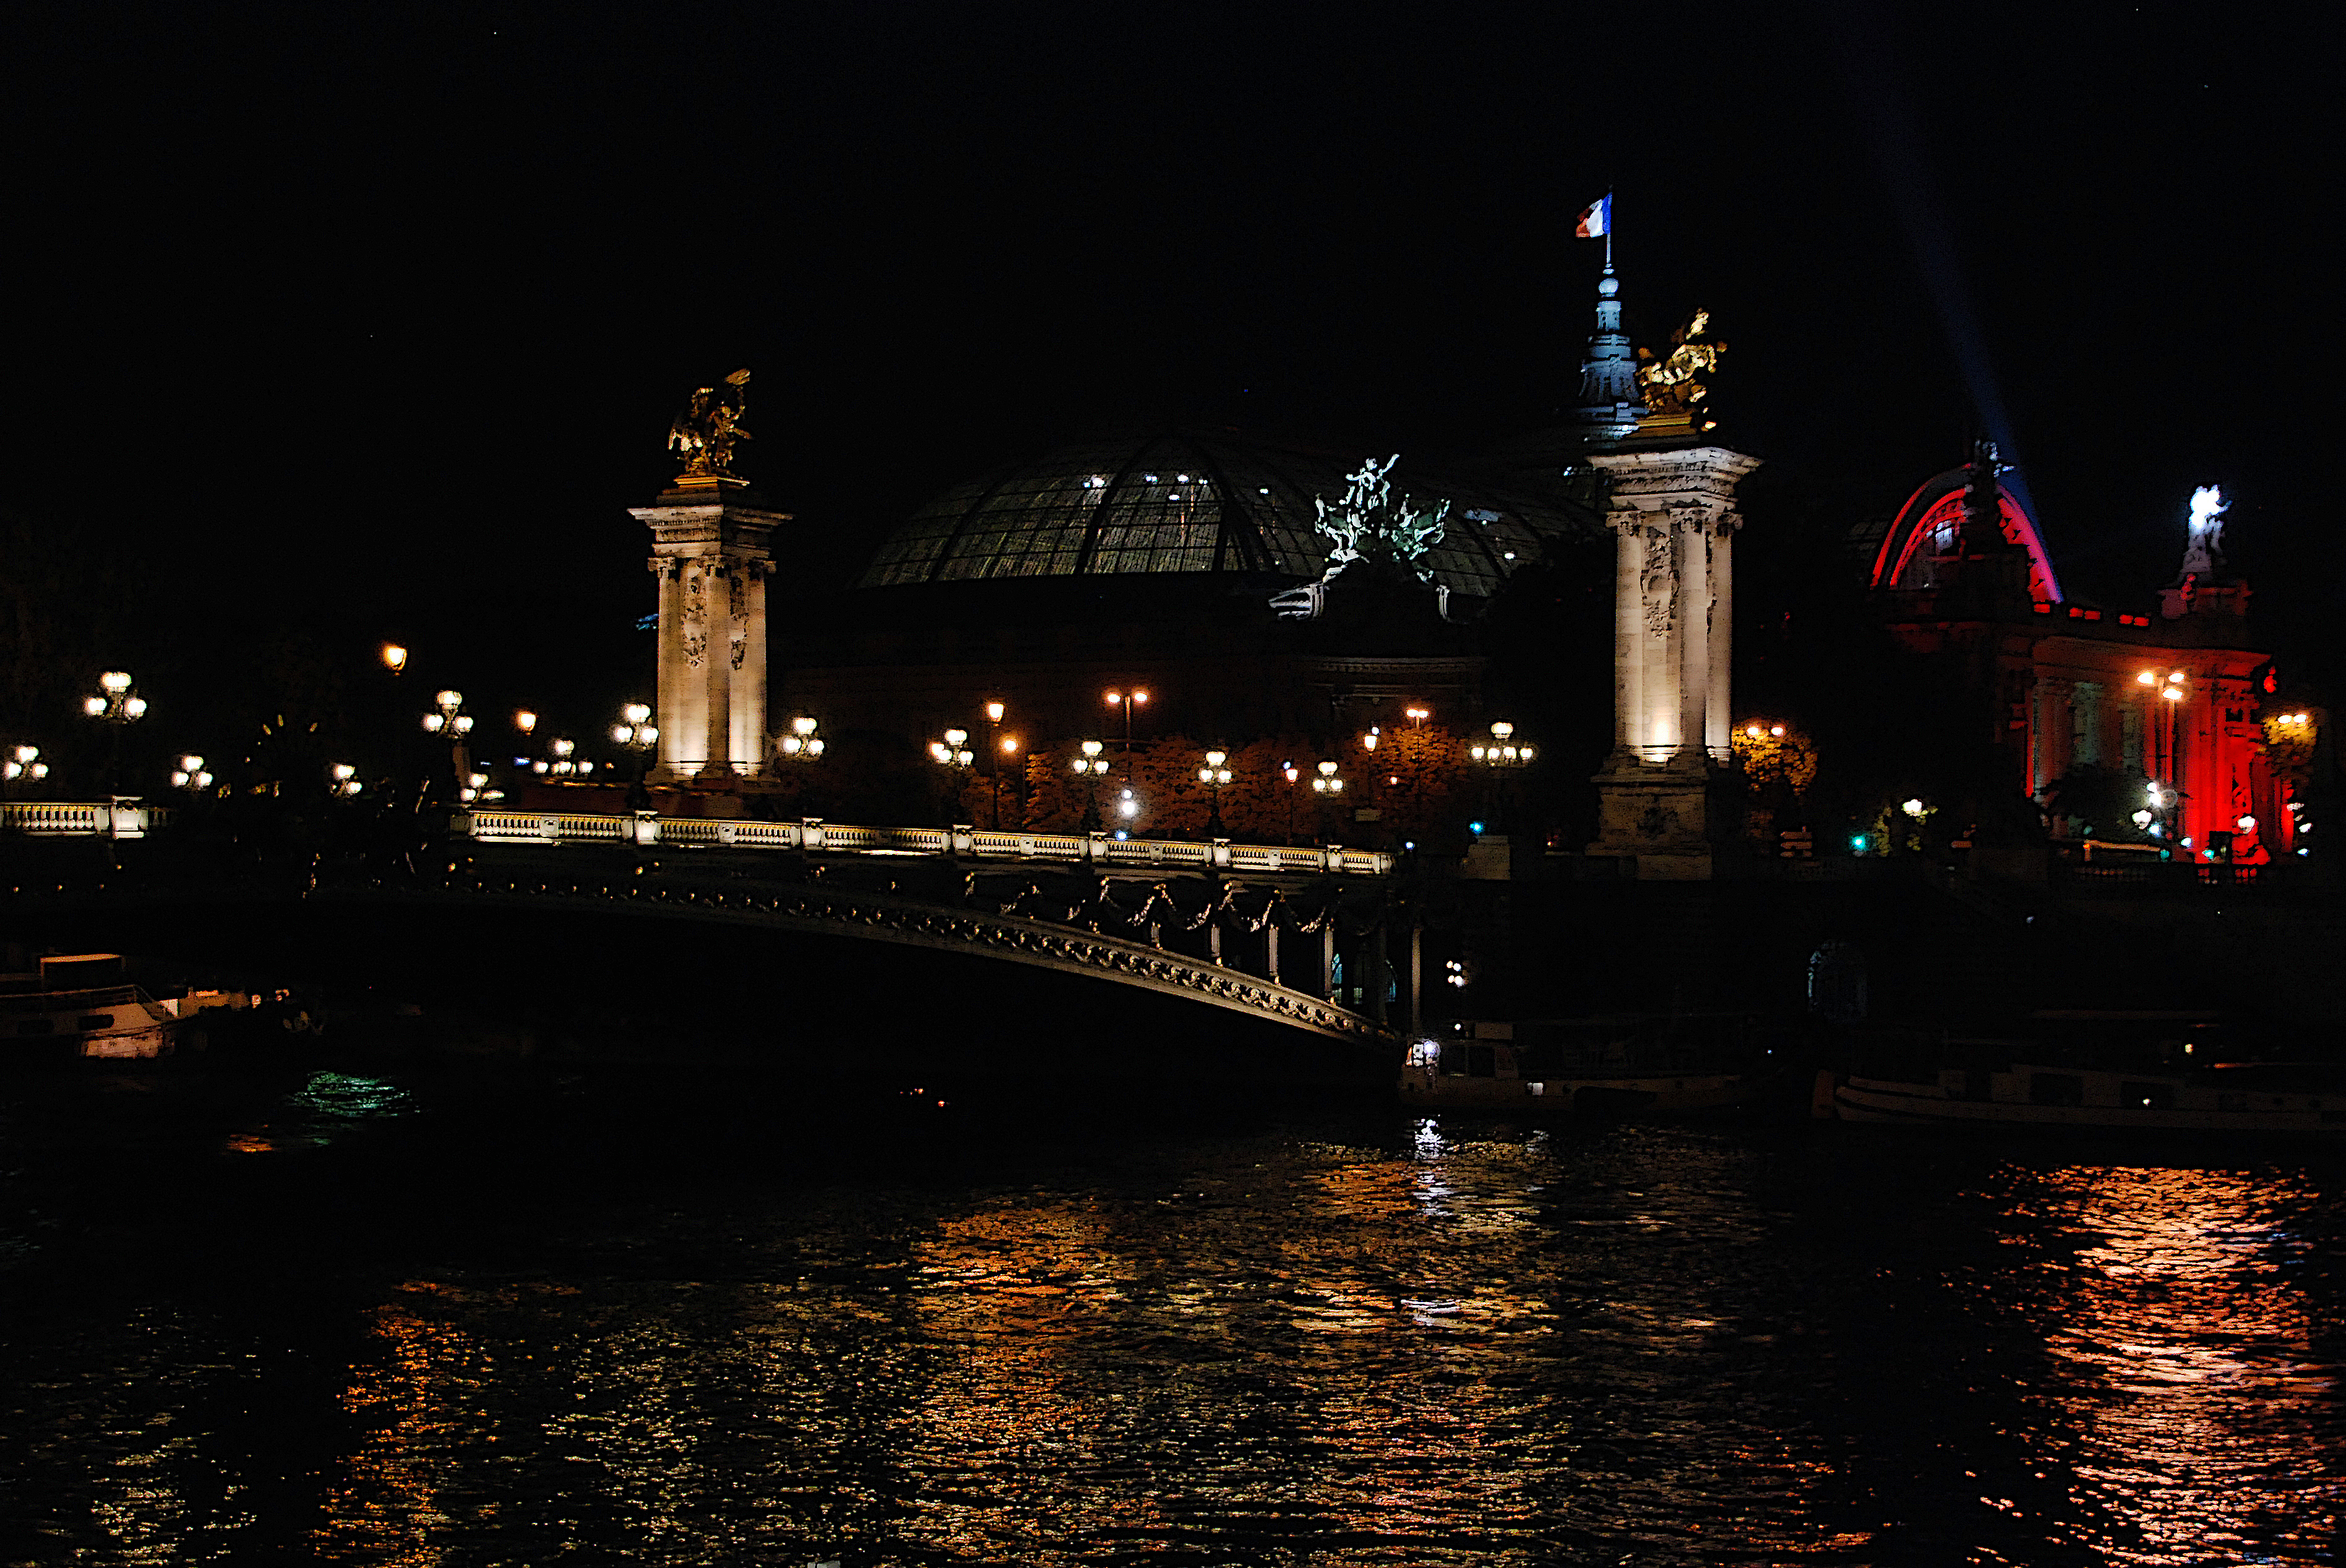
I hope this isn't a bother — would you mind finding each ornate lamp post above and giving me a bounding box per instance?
[612,705,661,808]
[4,745,49,796]
[170,754,215,795]
[778,714,825,761]
[930,727,974,824]
[84,671,148,796]
[1469,719,1532,831]
[327,762,362,799]
[1197,747,1233,836]
[1312,758,1346,841]
[1070,738,1111,829]
[420,688,475,795]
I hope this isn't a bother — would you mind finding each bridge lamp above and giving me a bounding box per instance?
[328,762,361,798]
[515,709,538,735]
[1405,706,1430,727]
[171,755,213,792]
[84,672,147,795]
[780,715,821,758]
[548,737,576,776]
[1072,739,1110,775]
[381,643,408,675]
[1312,760,1344,794]
[1362,727,1380,752]
[1117,788,1139,819]
[1197,748,1233,835]
[4,745,47,785]
[1901,798,1928,820]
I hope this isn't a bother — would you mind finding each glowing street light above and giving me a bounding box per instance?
[1197,747,1233,836]
[170,754,214,793]
[612,704,660,808]
[380,643,408,675]
[1404,706,1430,727]
[84,671,147,795]
[778,714,823,758]
[1104,687,1149,756]
[327,761,361,798]
[4,744,49,792]
[515,709,538,737]
[931,727,974,825]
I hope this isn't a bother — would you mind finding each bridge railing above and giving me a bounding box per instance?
[460,811,1390,875]
[1,801,170,839]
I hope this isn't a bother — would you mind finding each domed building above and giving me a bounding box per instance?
[779,426,1607,753]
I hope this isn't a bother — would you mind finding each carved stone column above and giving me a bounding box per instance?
[631,476,786,781]
[1584,445,1760,879]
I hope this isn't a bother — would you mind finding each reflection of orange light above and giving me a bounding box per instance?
[1998,1163,2322,1559]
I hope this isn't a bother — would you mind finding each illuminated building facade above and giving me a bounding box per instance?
[633,473,783,779]
[1860,453,2295,862]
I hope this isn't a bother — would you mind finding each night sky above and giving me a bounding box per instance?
[2,1,2328,730]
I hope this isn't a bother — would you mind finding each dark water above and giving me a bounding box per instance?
[2,1060,2340,1567]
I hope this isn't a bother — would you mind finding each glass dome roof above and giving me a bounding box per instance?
[859,429,1596,598]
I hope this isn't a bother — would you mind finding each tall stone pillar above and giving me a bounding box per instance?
[1585,445,1760,879]
[631,475,786,781]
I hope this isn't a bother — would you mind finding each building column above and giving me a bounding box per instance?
[1706,520,1735,760]
[700,564,734,774]
[1676,513,1708,766]
[737,560,770,776]
[1613,522,1643,757]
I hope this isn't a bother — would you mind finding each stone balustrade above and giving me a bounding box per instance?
[460,811,1390,875]
[0,801,170,838]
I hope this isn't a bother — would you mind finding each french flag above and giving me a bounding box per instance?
[1575,194,1612,238]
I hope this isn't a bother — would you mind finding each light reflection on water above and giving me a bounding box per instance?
[0,1074,2339,1566]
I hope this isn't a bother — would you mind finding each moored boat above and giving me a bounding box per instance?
[1402,1013,1777,1114]
[1826,1010,2346,1134]
[0,953,190,1062]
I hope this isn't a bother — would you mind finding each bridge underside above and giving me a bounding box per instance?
[4,863,1399,1083]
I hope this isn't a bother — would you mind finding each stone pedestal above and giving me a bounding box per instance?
[1583,444,1759,878]
[631,476,786,781]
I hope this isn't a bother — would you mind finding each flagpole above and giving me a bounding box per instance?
[1604,188,1614,273]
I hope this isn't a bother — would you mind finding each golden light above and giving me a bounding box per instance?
[1000,737,1019,754]
[2168,670,2186,685]
[791,715,817,735]
[550,738,574,757]
[621,703,650,726]
[1132,689,1149,705]
[1205,748,1227,768]
[435,689,463,710]
[2161,687,2183,702]
[1745,724,1763,738]
[943,727,969,748]
[1104,690,1121,706]
[380,643,408,674]
[100,670,132,695]
[1490,721,1515,740]
[985,701,1005,723]
[515,709,538,734]
[1317,760,1338,776]
[84,696,108,716]
[2137,670,2157,686]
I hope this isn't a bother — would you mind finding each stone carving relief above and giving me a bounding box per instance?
[728,572,747,622]
[729,633,746,670]
[684,572,707,624]
[1639,529,1677,637]
[682,632,708,669]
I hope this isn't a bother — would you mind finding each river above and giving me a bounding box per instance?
[2,1060,2339,1566]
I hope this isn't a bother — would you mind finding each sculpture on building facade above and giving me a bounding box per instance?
[1271,455,1452,620]
[668,368,753,479]
[2180,484,2228,578]
[1636,310,1726,414]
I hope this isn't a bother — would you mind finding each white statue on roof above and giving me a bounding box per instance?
[2180,484,2227,578]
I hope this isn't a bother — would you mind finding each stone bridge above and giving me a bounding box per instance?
[4,807,1403,1051]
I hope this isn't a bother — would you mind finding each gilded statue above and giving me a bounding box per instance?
[1636,310,1726,415]
[668,368,752,479]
